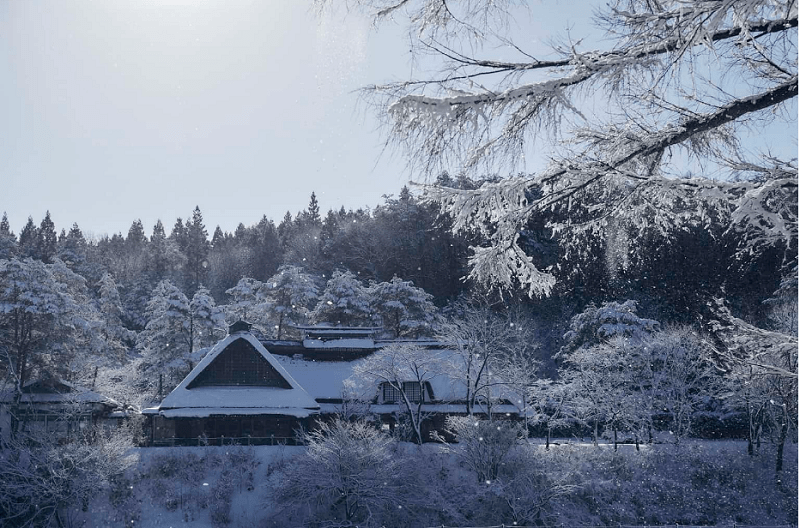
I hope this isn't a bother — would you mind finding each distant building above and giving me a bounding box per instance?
[0,377,124,444]
[143,321,521,446]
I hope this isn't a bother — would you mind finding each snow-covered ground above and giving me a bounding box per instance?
[78,445,304,528]
[70,439,797,528]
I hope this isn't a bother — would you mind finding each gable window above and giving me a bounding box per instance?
[380,381,424,403]
[382,383,401,403]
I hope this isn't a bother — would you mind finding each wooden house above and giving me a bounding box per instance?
[0,377,123,444]
[143,321,320,446]
[144,321,522,445]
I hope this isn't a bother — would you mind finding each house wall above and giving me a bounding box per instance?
[0,402,116,444]
[0,406,10,443]
[149,414,312,446]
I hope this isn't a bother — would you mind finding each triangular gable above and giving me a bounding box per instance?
[187,337,291,389]
[158,331,319,412]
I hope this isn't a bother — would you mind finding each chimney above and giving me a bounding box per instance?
[228,320,252,334]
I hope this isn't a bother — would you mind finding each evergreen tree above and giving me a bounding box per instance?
[189,285,226,349]
[370,276,437,338]
[224,277,270,328]
[126,219,147,248]
[137,280,191,395]
[185,207,210,294]
[0,258,100,391]
[36,211,58,264]
[211,225,226,248]
[312,270,373,326]
[233,222,247,241]
[0,213,12,237]
[263,265,320,339]
[17,217,37,259]
[96,272,133,362]
[305,192,322,227]
[170,217,188,252]
[0,212,17,260]
[146,220,185,284]
[249,215,282,280]
[277,211,294,248]
[57,223,87,270]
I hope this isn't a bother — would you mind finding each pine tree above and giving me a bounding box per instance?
[0,258,97,390]
[211,225,225,248]
[370,276,437,338]
[312,270,373,326]
[17,217,37,259]
[36,211,58,264]
[233,222,247,241]
[126,219,147,248]
[263,265,320,338]
[250,215,282,280]
[146,220,185,284]
[306,192,322,227]
[189,285,226,350]
[170,217,188,252]
[0,212,17,260]
[97,272,133,361]
[137,280,191,394]
[57,223,87,270]
[224,277,269,327]
[185,206,210,294]
[278,211,294,248]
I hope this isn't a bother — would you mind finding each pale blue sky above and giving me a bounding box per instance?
[1,1,794,238]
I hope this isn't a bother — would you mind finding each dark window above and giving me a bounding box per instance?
[403,382,423,403]
[382,383,401,403]
[380,381,423,403]
[187,338,291,389]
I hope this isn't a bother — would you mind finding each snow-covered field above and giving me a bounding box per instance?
[69,439,797,528]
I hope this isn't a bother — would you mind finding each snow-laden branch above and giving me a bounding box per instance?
[706,298,798,378]
[418,71,797,295]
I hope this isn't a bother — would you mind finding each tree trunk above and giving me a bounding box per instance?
[593,419,598,446]
[613,426,618,451]
[776,408,789,474]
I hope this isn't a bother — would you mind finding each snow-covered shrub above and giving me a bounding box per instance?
[492,448,579,526]
[0,425,135,528]
[434,417,525,482]
[270,419,401,527]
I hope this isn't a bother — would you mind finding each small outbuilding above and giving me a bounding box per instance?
[0,377,122,444]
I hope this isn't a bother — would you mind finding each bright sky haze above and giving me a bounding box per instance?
[1,1,795,238]
[2,1,413,238]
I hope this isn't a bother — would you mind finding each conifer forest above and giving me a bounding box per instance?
[0,1,797,527]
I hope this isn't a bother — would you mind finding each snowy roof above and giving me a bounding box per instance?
[293,324,383,332]
[273,356,364,400]
[155,331,319,415]
[0,377,118,406]
[302,337,376,349]
[273,350,519,405]
[294,325,383,339]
